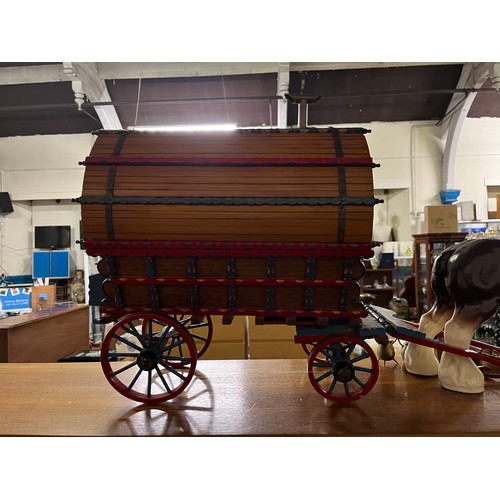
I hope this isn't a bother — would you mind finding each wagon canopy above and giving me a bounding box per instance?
[78,128,379,320]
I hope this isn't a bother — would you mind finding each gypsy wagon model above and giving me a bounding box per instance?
[77,126,500,404]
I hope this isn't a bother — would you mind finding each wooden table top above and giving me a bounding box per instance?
[2,355,500,437]
[0,303,88,329]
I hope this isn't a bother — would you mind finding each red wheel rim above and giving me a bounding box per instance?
[307,336,379,402]
[100,313,197,404]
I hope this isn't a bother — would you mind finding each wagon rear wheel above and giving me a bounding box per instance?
[307,336,379,402]
[164,315,213,365]
[100,313,197,404]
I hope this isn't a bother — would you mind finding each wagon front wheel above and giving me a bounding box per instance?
[100,313,197,404]
[307,336,379,402]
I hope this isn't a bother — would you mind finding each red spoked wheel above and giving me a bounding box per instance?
[307,336,379,402]
[164,315,213,366]
[100,313,197,404]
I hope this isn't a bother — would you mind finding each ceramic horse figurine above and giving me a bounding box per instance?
[404,237,500,393]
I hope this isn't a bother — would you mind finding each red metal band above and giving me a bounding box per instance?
[83,156,374,167]
[109,277,354,287]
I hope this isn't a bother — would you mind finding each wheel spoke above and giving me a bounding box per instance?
[345,343,356,357]
[343,382,350,397]
[327,377,338,394]
[155,366,172,394]
[158,360,188,381]
[354,366,373,374]
[352,375,367,389]
[147,371,152,398]
[351,352,370,364]
[126,367,143,391]
[107,352,139,359]
[124,322,147,347]
[314,368,334,383]
[157,324,174,346]
[321,348,335,363]
[111,333,142,352]
[186,322,209,330]
[111,360,139,378]
[189,332,209,342]
[161,337,187,354]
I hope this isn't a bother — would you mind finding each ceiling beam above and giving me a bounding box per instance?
[62,62,122,130]
[441,63,491,191]
[0,62,460,86]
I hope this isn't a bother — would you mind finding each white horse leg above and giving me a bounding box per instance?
[438,308,484,394]
[404,305,452,376]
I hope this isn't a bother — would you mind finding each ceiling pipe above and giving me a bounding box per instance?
[1,87,498,115]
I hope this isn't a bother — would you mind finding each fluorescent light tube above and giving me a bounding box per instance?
[128,124,237,132]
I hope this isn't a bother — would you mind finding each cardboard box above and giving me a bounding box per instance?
[424,205,458,233]
[497,195,500,218]
[30,284,55,310]
[456,200,475,221]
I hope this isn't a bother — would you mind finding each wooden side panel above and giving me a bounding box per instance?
[81,204,374,243]
[98,165,373,198]
[88,130,370,158]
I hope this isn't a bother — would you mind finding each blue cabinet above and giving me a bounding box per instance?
[33,250,70,279]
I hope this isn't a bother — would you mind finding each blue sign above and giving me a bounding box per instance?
[0,287,32,313]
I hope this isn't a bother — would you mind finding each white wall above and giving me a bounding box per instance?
[0,133,93,277]
[0,120,499,277]
[453,118,500,220]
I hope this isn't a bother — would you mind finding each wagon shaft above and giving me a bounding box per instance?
[78,128,379,321]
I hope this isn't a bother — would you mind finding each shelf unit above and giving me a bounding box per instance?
[360,266,395,308]
[412,232,467,318]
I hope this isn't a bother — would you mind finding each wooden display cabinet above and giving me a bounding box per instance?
[360,266,395,308]
[412,232,466,318]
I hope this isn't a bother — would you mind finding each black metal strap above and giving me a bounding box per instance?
[112,131,129,157]
[343,258,353,281]
[306,257,316,280]
[187,257,197,279]
[105,131,124,241]
[265,256,276,311]
[78,195,379,206]
[226,257,237,310]
[305,287,314,312]
[190,286,199,310]
[187,257,199,309]
[105,257,117,278]
[341,287,353,312]
[228,286,237,310]
[226,257,236,279]
[338,206,346,243]
[105,165,117,240]
[145,256,160,309]
[266,287,275,311]
[105,257,123,308]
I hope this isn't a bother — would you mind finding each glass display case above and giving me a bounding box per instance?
[412,232,466,318]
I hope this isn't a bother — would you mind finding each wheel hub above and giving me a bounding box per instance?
[137,348,160,371]
[333,361,355,383]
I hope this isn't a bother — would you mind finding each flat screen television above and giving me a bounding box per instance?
[35,225,71,249]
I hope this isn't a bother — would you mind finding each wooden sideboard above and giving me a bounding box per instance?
[0,304,89,362]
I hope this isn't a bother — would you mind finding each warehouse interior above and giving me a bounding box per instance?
[1,6,500,498]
